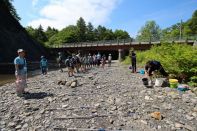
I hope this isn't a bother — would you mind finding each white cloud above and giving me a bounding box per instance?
[28,0,120,30]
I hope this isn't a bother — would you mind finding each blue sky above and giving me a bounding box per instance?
[13,0,197,37]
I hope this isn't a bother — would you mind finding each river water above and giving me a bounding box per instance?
[0,74,15,86]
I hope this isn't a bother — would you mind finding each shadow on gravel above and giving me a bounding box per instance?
[23,92,54,100]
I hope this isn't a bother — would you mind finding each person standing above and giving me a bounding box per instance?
[65,56,75,77]
[14,49,27,97]
[57,52,63,72]
[101,54,106,69]
[130,51,137,73]
[40,56,48,75]
[108,54,112,67]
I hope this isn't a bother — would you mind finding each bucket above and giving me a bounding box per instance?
[155,78,165,87]
[142,78,148,85]
[169,79,178,88]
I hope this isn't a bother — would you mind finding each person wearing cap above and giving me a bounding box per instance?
[14,49,27,97]
[40,56,48,75]
[108,54,112,67]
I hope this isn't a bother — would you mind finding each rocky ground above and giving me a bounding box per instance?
[0,61,197,131]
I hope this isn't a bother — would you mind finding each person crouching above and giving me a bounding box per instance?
[145,60,168,85]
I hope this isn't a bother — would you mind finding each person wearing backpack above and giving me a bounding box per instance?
[40,56,48,75]
[65,56,75,77]
[14,49,28,97]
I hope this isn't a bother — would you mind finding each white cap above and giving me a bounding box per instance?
[17,49,24,53]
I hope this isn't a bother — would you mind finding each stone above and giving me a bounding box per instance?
[145,96,153,101]
[94,103,101,108]
[48,97,53,102]
[162,103,173,110]
[15,125,22,129]
[35,115,42,120]
[193,106,197,112]
[70,82,77,88]
[186,115,194,120]
[66,81,72,86]
[62,104,69,108]
[8,122,16,128]
[110,119,114,124]
[140,120,148,125]
[184,124,194,131]
[40,109,45,114]
[150,112,162,120]
[175,123,183,128]
[62,97,69,101]
[111,106,117,111]
[22,123,28,128]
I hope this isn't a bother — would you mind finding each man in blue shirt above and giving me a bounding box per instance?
[14,49,27,97]
[40,56,48,75]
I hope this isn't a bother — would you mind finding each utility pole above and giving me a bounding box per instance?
[180,19,182,40]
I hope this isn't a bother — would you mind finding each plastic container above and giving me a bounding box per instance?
[155,78,165,87]
[169,79,178,88]
[177,84,189,91]
[140,70,145,74]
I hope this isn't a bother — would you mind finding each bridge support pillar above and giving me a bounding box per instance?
[118,49,123,62]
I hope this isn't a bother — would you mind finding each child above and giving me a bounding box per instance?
[40,56,48,75]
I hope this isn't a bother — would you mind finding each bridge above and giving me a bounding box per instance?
[50,39,196,61]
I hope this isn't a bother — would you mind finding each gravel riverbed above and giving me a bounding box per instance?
[0,61,197,131]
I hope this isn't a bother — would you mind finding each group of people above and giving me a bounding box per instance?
[14,48,169,97]
[59,52,112,77]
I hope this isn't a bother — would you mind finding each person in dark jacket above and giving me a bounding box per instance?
[130,51,137,73]
[145,60,168,84]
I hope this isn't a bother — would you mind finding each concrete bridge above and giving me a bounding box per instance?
[50,39,196,61]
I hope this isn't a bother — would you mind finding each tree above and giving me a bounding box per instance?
[187,10,197,34]
[26,26,36,38]
[1,0,21,21]
[114,29,130,39]
[76,17,86,42]
[48,25,78,45]
[45,26,58,40]
[86,22,95,41]
[137,21,161,42]
[35,25,48,44]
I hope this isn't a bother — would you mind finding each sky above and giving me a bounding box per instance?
[13,0,197,37]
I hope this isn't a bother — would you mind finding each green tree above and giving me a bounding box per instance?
[187,10,197,34]
[86,22,95,41]
[76,17,86,42]
[1,0,21,21]
[137,20,161,42]
[35,25,48,44]
[48,25,78,45]
[114,29,130,39]
[45,26,58,40]
[26,26,36,38]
